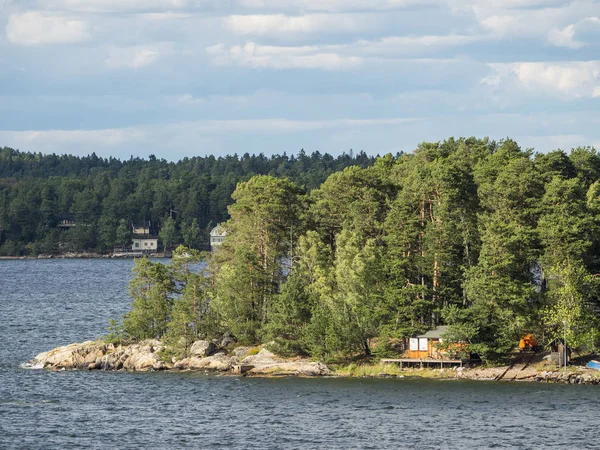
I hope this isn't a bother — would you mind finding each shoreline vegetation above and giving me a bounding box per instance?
[19,138,600,379]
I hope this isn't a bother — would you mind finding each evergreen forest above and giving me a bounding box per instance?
[112,137,600,362]
[0,147,375,255]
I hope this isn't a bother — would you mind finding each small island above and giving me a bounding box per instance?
[28,139,600,384]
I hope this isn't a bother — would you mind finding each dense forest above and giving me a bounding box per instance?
[0,147,376,255]
[114,137,600,362]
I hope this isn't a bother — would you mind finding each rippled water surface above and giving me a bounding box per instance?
[2,259,600,449]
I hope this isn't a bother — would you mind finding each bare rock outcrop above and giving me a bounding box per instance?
[32,339,166,372]
[173,353,234,371]
[32,341,111,370]
[31,342,331,376]
[121,340,164,371]
[241,348,331,377]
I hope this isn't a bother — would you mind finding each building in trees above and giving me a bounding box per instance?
[132,222,154,235]
[57,215,76,229]
[132,237,158,253]
[131,222,158,254]
[407,326,449,359]
[210,224,226,251]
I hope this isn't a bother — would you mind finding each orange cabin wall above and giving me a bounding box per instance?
[406,339,440,359]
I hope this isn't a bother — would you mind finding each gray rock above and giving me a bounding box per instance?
[220,332,237,348]
[174,354,233,371]
[190,340,217,357]
[247,361,331,377]
[242,348,282,365]
[121,340,164,371]
[231,346,252,359]
[240,348,331,377]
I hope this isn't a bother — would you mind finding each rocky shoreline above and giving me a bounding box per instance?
[30,340,600,384]
[30,340,331,377]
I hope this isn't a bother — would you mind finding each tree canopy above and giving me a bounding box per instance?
[109,137,600,362]
[0,147,377,255]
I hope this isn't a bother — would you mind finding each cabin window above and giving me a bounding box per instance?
[135,243,139,248]
[409,338,418,351]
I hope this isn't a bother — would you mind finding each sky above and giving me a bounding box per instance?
[0,0,599,161]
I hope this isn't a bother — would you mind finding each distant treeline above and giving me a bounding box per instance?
[0,147,378,255]
[115,137,600,362]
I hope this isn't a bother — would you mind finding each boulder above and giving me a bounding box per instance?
[174,353,233,371]
[231,346,252,359]
[190,340,217,358]
[241,349,331,377]
[241,348,282,365]
[32,341,108,370]
[247,361,331,377]
[121,340,164,372]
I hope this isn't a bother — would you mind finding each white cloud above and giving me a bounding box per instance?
[482,61,600,99]
[105,46,161,69]
[353,34,481,55]
[139,12,193,20]
[224,13,371,36]
[206,42,362,70]
[236,0,435,12]
[470,1,600,43]
[546,24,585,49]
[38,0,207,13]
[0,128,145,149]
[175,93,206,104]
[450,0,569,11]
[206,33,477,70]
[593,86,600,98]
[547,17,600,49]
[6,11,90,45]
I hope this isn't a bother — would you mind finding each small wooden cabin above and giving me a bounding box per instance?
[406,326,449,360]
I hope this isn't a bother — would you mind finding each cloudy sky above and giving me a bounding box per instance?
[0,0,599,160]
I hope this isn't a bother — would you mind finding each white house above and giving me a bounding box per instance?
[210,224,227,250]
[132,237,158,252]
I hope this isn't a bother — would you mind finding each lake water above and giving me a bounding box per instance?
[1,259,600,449]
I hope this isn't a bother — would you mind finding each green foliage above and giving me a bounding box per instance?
[159,216,179,252]
[122,258,176,340]
[105,318,126,344]
[262,271,313,356]
[54,137,600,362]
[114,247,218,355]
[211,175,305,343]
[181,218,201,249]
[0,147,373,255]
[541,261,600,349]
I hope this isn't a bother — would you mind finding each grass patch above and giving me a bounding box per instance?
[332,361,457,379]
[247,347,261,356]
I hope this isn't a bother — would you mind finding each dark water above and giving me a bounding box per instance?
[1,260,600,449]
